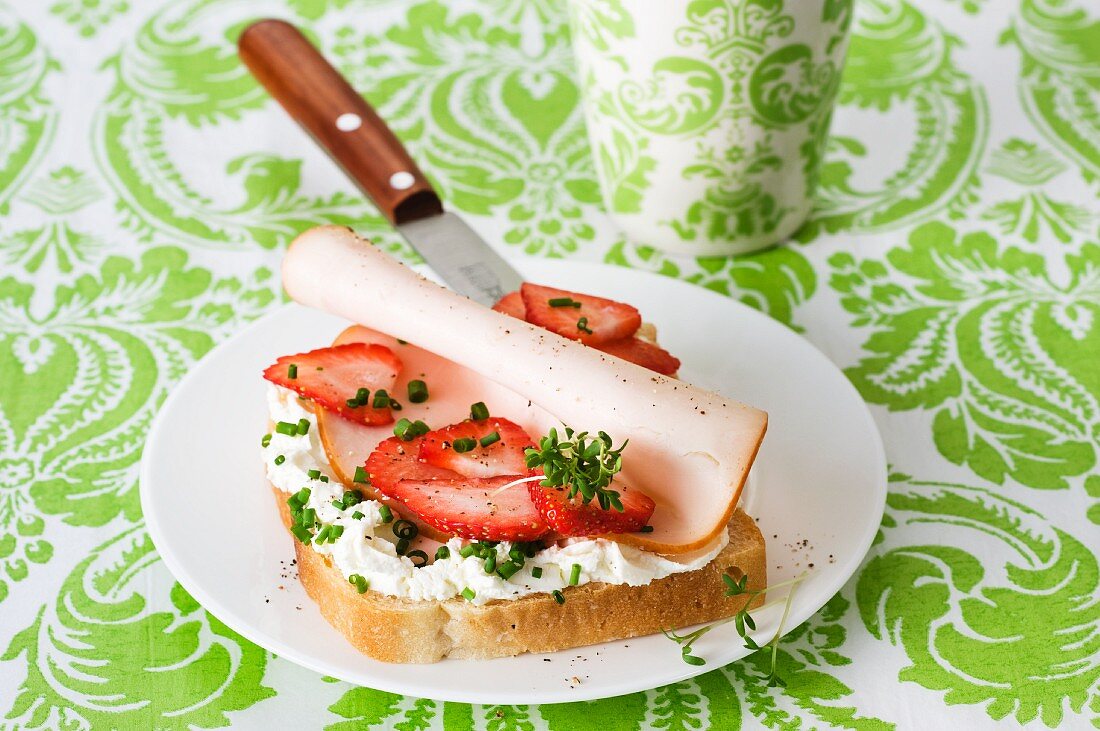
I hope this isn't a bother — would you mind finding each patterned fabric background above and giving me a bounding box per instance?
[0,0,1097,728]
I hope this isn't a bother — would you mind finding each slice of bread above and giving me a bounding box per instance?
[273,484,766,663]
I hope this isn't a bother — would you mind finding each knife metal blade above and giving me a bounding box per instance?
[398,212,524,306]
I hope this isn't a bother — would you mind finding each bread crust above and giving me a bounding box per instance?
[273,484,766,663]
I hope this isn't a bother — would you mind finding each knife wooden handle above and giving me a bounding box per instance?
[238,19,442,226]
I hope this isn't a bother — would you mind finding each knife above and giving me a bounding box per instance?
[238,19,523,306]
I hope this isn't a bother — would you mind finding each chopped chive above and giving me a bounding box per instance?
[552,589,565,604]
[348,574,369,593]
[389,399,403,411]
[479,431,501,448]
[435,546,450,561]
[342,490,361,507]
[393,519,418,540]
[394,418,429,441]
[470,401,489,421]
[453,437,477,453]
[483,552,496,573]
[459,545,475,558]
[290,525,312,543]
[569,563,581,586]
[407,550,429,567]
[273,454,285,466]
[640,525,654,533]
[378,505,393,523]
[355,387,370,404]
[295,487,311,504]
[461,587,476,601]
[508,547,525,564]
[353,466,369,484]
[307,469,321,480]
[396,338,407,345]
[320,475,329,483]
[531,566,543,579]
[314,525,331,544]
[346,397,360,408]
[352,511,364,520]
[261,433,272,448]
[296,418,310,435]
[577,317,593,335]
[301,507,316,527]
[372,389,390,409]
[497,561,522,580]
[332,499,344,509]
[287,364,298,379]
[328,524,344,541]
[275,421,298,436]
[548,297,581,308]
[408,380,429,403]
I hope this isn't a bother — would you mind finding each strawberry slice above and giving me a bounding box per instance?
[596,338,680,376]
[528,481,655,536]
[492,291,526,319]
[386,476,548,542]
[520,283,641,345]
[263,343,401,425]
[366,435,458,495]
[418,418,534,478]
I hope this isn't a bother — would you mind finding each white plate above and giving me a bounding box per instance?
[141,260,886,705]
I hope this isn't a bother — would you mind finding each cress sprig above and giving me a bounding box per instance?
[524,426,627,511]
[662,571,810,687]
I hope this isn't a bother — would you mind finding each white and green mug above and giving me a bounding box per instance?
[568,0,852,256]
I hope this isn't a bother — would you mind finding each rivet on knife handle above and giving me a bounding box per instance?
[237,19,442,226]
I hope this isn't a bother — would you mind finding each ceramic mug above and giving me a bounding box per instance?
[567,0,852,256]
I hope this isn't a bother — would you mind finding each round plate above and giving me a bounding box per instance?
[141,260,886,705]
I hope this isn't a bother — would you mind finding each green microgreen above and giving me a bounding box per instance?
[524,426,627,511]
[662,572,810,686]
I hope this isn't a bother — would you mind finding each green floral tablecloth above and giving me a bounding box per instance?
[0,0,1097,728]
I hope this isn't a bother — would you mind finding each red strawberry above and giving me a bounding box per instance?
[263,343,401,425]
[595,338,680,376]
[528,481,655,536]
[418,418,534,478]
[386,476,548,542]
[492,291,526,319]
[366,435,457,496]
[520,283,641,345]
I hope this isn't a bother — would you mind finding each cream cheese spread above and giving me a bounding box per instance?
[263,385,727,605]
